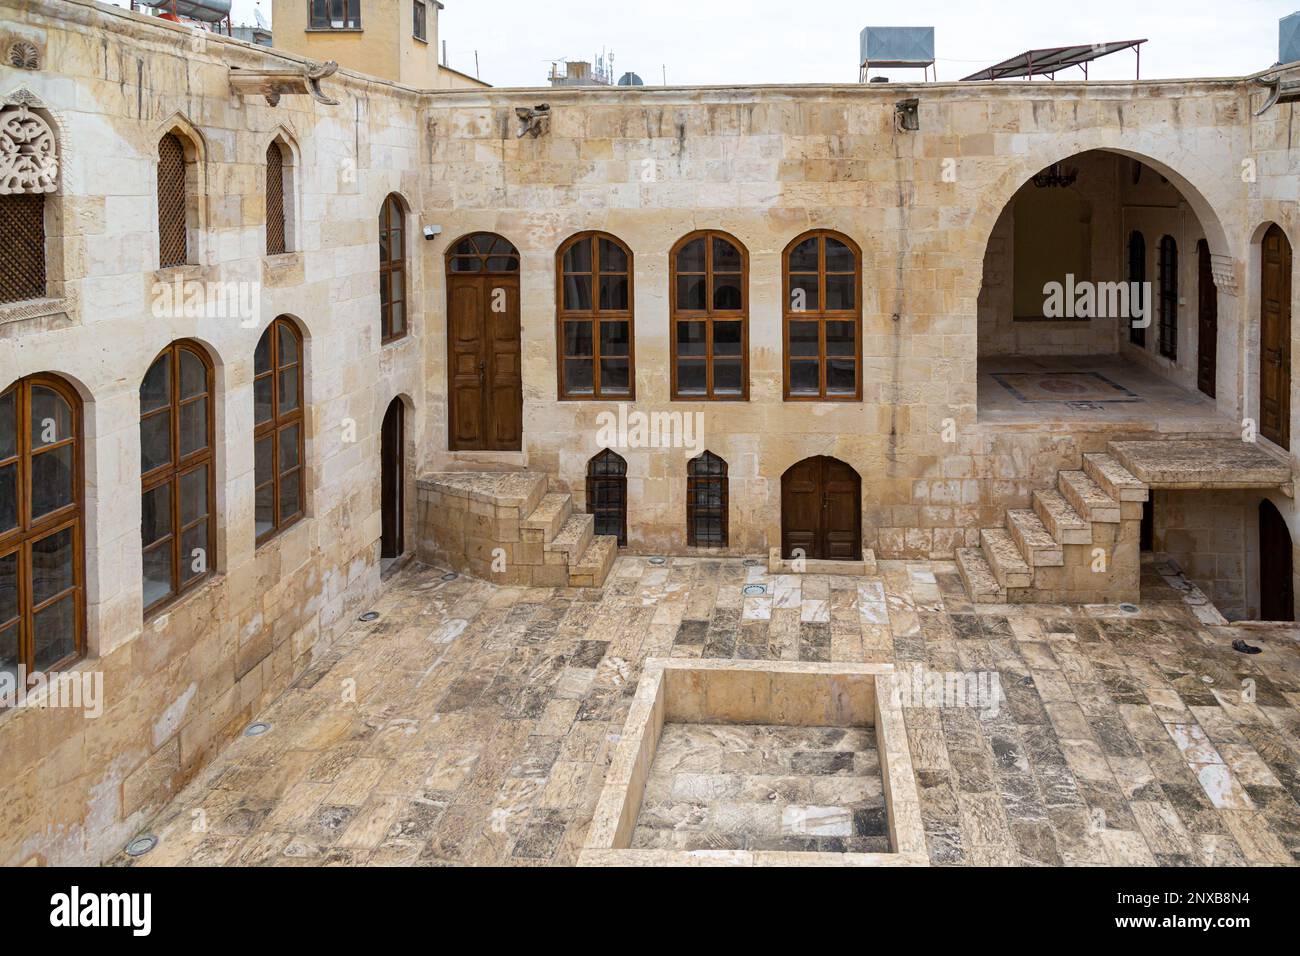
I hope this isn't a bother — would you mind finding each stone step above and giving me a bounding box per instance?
[569,535,618,588]
[545,513,594,565]
[956,548,1004,604]
[1007,509,1064,567]
[1033,489,1092,545]
[521,492,573,544]
[1083,453,1148,503]
[1059,471,1121,523]
[980,528,1034,589]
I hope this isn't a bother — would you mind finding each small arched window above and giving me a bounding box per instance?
[557,232,634,399]
[379,193,407,343]
[687,451,728,548]
[157,132,190,268]
[0,103,57,304]
[783,230,862,400]
[140,341,215,613]
[254,318,305,543]
[670,231,747,400]
[1158,235,1178,360]
[0,374,84,678]
[266,140,289,255]
[1128,231,1146,348]
[586,449,627,547]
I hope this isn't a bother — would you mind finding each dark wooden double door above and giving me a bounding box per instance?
[447,275,523,451]
[781,456,861,560]
[1260,224,1292,449]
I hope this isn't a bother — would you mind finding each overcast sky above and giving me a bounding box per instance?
[119,0,1296,86]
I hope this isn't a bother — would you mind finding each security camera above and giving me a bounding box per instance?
[423,224,442,240]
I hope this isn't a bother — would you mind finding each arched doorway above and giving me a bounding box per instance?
[780,456,861,560]
[1260,224,1292,449]
[1259,499,1294,622]
[446,233,522,451]
[380,398,404,561]
[1196,239,1217,398]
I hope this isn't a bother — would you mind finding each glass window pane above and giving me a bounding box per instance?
[255,328,272,375]
[827,359,856,395]
[563,239,592,273]
[181,523,208,584]
[789,237,819,272]
[378,225,390,261]
[179,349,207,399]
[676,321,707,357]
[0,624,15,685]
[255,437,273,487]
[179,398,207,457]
[563,275,592,311]
[389,271,404,305]
[676,276,706,311]
[181,466,208,525]
[141,481,173,548]
[389,217,402,259]
[598,275,629,311]
[563,359,594,395]
[278,368,299,414]
[676,360,706,395]
[826,320,856,356]
[142,545,173,609]
[0,463,15,534]
[712,237,742,272]
[30,386,73,449]
[278,323,299,367]
[0,388,14,460]
[790,361,820,395]
[33,595,76,670]
[825,274,856,310]
[713,320,742,356]
[140,355,171,414]
[789,275,818,312]
[712,275,742,310]
[564,321,593,357]
[453,237,477,256]
[676,237,706,273]
[31,445,74,518]
[824,237,855,272]
[254,375,273,425]
[598,239,627,273]
[789,321,819,357]
[31,526,75,604]
[0,550,17,625]
[599,321,629,358]
[390,301,405,336]
[140,411,171,473]
[255,483,274,539]
[485,256,517,272]
[279,470,302,520]
[279,424,301,473]
[450,257,481,273]
[599,359,630,394]
[712,359,743,394]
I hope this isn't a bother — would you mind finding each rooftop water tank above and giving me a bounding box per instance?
[1282,11,1300,65]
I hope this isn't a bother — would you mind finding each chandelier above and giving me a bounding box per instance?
[1032,163,1079,188]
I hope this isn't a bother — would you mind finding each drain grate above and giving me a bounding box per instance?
[741,584,767,597]
[243,721,271,737]
[742,559,763,568]
[124,835,158,858]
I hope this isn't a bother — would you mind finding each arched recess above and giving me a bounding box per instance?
[780,456,861,561]
[1259,498,1295,622]
[586,449,627,547]
[153,114,207,269]
[0,89,69,311]
[265,127,300,256]
[380,394,408,562]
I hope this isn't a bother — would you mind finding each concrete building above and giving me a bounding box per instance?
[0,0,1298,866]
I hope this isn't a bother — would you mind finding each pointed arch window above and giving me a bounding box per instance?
[687,451,728,548]
[586,449,627,546]
[157,132,190,268]
[670,231,748,400]
[266,140,288,255]
[783,230,862,400]
[255,318,306,543]
[558,232,634,399]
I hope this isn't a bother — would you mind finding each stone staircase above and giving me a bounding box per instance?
[415,472,618,588]
[957,445,1149,604]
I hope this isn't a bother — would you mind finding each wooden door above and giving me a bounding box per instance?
[381,398,403,559]
[446,275,522,451]
[1260,224,1292,449]
[780,456,861,560]
[1259,499,1294,622]
[1197,240,1217,398]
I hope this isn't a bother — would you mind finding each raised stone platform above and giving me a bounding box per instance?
[1109,439,1293,491]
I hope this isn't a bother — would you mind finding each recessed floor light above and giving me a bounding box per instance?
[648,557,667,566]
[742,584,767,596]
[358,611,380,622]
[244,721,271,737]
[125,835,158,857]
[441,572,459,581]
[1119,603,1139,613]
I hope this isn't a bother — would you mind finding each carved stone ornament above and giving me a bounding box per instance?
[0,103,58,194]
[8,41,39,70]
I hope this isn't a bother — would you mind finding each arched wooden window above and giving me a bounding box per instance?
[1128,231,1146,348]
[670,231,748,400]
[157,132,189,268]
[266,141,287,255]
[586,449,627,547]
[557,232,634,400]
[1158,235,1177,360]
[687,450,728,548]
[0,374,84,678]
[254,318,305,543]
[783,230,862,400]
[379,193,407,343]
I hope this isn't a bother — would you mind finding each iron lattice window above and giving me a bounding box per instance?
[0,194,45,304]
[310,0,361,29]
[557,232,634,400]
[0,375,84,683]
[586,449,627,547]
[670,231,748,400]
[140,342,215,615]
[1128,230,1146,347]
[687,450,728,548]
[254,318,306,544]
[379,194,407,343]
[783,230,862,400]
[266,142,286,256]
[1158,234,1178,360]
[413,0,427,41]
[157,132,188,268]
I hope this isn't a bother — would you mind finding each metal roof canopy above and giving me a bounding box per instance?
[960,39,1146,82]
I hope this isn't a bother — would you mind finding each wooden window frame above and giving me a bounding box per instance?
[1128,230,1146,348]
[379,193,407,344]
[669,230,749,401]
[309,0,362,30]
[254,318,306,546]
[413,0,427,41]
[0,374,85,681]
[586,449,627,547]
[782,229,863,401]
[140,342,216,617]
[556,232,636,401]
[686,450,728,548]
[1158,234,1178,361]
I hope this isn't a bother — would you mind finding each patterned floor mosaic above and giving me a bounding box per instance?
[117,556,1300,866]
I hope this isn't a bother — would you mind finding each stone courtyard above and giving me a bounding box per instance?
[116,556,1300,867]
